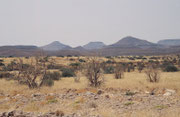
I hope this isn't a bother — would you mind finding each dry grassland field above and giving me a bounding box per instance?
[0,55,180,117]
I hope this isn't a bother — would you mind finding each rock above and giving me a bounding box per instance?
[163,89,176,96]
[166,89,176,94]
[8,110,15,116]
[85,91,94,96]
[97,90,104,95]
[31,93,42,97]
[105,95,110,98]
[94,95,99,100]
[145,91,150,94]
[164,92,172,96]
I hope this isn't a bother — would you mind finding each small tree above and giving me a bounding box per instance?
[114,64,124,79]
[163,65,178,72]
[15,56,48,89]
[145,65,160,83]
[85,58,104,87]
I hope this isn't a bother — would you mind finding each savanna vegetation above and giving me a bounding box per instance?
[0,54,180,117]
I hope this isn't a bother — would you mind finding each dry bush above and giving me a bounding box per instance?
[114,64,124,79]
[85,57,104,87]
[145,65,160,83]
[15,56,48,89]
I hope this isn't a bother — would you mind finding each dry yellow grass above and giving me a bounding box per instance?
[0,71,180,95]
[0,71,180,116]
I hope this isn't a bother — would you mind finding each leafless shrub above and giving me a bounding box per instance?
[114,64,124,79]
[85,57,104,87]
[145,65,160,83]
[15,56,48,89]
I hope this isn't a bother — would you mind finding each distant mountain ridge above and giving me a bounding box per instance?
[158,39,180,46]
[0,36,180,57]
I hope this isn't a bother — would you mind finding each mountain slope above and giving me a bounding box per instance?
[158,39,180,46]
[41,41,71,51]
[83,42,106,50]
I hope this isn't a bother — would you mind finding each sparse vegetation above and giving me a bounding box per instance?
[145,65,160,83]
[0,55,180,117]
[61,68,75,77]
[85,58,104,87]
[163,65,178,72]
[103,65,114,74]
[114,64,124,79]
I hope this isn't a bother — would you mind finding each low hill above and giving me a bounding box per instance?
[41,41,72,51]
[109,36,157,48]
[83,42,106,50]
[158,39,180,46]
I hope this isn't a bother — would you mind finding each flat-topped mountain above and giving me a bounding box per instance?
[0,45,39,57]
[83,42,106,50]
[158,39,180,46]
[41,41,71,51]
[110,36,157,48]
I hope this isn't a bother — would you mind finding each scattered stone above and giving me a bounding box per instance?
[105,94,110,98]
[31,93,42,97]
[0,88,180,117]
[97,90,104,95]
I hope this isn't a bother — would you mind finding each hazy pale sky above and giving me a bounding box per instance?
[0,0,180,47]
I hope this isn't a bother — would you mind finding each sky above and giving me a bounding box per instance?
[0,0,180,47]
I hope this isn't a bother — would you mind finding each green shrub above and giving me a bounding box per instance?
[106,60,113,64]
[0,62,5,66]
[42,78,54,87]
[79,59,86,63]
[104,66,114,74]
[61,68,75,77]
[41,72,61,87]
[163,65,178,72]
[47,64,63,69]
[70,63,81,67]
